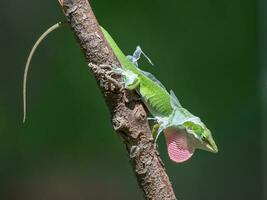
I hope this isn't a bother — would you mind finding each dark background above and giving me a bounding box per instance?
[0,0,263,199]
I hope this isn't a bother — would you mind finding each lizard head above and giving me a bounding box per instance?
[183,120,218,153]
[164,118,218,163]
[167,91,218,158]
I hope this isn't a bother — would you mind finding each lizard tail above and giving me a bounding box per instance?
[23,22,65,123]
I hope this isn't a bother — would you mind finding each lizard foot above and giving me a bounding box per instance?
[89,63,123,90]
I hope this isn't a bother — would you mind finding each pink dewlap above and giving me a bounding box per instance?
[164,129,195,163]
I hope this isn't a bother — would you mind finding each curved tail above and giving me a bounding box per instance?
[23,22,65,123]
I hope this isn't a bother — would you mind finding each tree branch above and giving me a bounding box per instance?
[59,0,177,199]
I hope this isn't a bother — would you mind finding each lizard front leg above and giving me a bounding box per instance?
[89,63,122,90]
[112,67,140,90]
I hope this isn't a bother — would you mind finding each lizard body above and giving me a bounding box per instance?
[101,27,218,162]
[23,23,218,163]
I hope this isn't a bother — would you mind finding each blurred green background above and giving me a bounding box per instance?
[0,0,262,199]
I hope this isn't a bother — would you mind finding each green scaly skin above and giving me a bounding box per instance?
[101,27,172,117]
[101,27,218,153]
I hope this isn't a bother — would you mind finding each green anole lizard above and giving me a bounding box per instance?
[23,23,218,163]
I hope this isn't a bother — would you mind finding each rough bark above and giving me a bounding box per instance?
[58,0,177,199]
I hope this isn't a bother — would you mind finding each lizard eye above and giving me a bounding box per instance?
[200,133,208,142]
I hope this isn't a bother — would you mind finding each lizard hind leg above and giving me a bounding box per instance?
[112,67,140,90]
[127,46,154,67]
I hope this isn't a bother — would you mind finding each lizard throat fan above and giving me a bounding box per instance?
[164,128,195,163]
